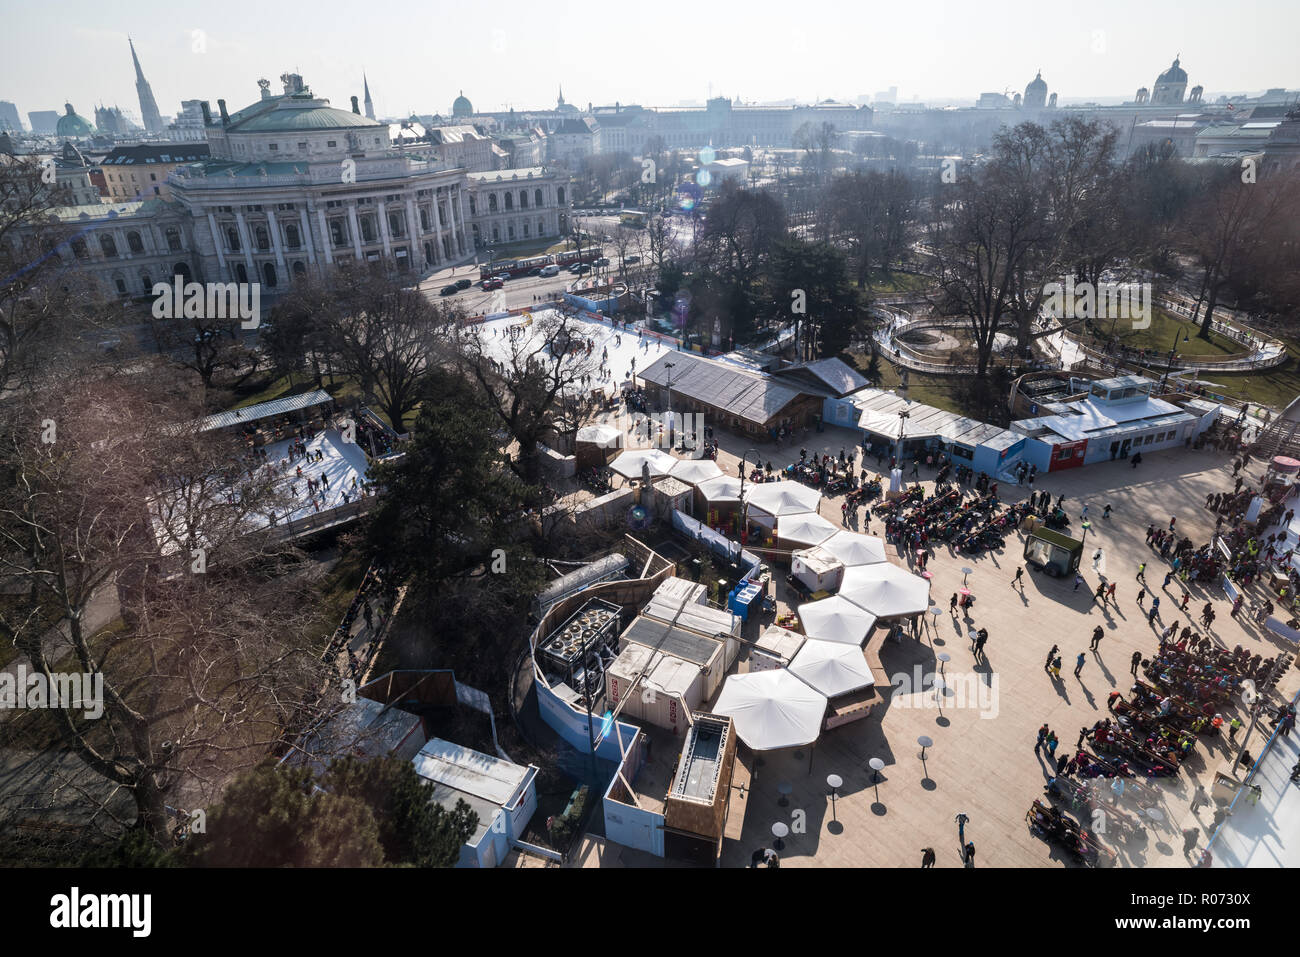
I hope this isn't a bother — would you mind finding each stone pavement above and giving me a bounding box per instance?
[691,423,1297,867]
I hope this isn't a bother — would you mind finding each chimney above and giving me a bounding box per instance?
[351,96,361,115]
[218,99,230,125]
[200,101,212,126]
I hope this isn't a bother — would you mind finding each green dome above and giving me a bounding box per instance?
[57,103,94,138]
[452,91,473,117]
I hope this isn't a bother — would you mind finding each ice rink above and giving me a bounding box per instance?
[1210,724,1300,868]
[471,308,676,398]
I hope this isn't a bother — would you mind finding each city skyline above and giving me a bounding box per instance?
[1,0,1297,127]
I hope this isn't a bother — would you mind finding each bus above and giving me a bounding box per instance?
[619,209,648,228]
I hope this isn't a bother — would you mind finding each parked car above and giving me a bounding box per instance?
[527,267,542,276]
[482,277,504,290]
[575,264,592,275]
[455,278,472,289]
[440,284,459,296]
[624,255,641,264]
[595,257,610,266]
[539,264,560,277]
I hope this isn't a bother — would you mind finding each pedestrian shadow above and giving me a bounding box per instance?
[1075,677,1097,710]
[1049,675,1072,705]
[1093,653,1117,688]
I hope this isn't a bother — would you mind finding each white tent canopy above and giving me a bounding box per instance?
[696,474,743,503]
[713,670,828,751]
[789,639,876,698]
[839,563,931,618]
[576,424,622,448]
[819,530,888,567]
[797,595,878,646]
[609,448,676,479]
[777,511,838,548]
[669,458,724,486]
[743,480,821,519]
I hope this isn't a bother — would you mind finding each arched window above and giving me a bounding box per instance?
[127,231,144,254]
[535,189,544,207]
[72,238,89,260]
[140,272,152,294]
[557,186,565,204]
[488,194,498,212]
[330,220,346,247]
[468,196,476,215]
[165,227,182,252]
[504,193,513,210]
[293,260,307,276]
[389,212,403,237]
[508,224,515,239]
[174,261,193,284]
[235,263,248,283]
[99,234,118,257]
[420,207,430,231]
[227,227,240,252]
[492,226,499,242]
[285,224,300,249]
[538,218,546,236]
[255,226,270,251]
[424,241,434,264]
[361,218,375,243]
[520,191,529,209]
[263,262,277,287]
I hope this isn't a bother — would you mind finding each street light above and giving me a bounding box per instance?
[1163,330,1190,389]
[735,446,762,561]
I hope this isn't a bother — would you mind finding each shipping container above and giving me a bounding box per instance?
[791,547,845,594]
[750,625,806,672]
[642,653,706,732]
[606,643,661,722]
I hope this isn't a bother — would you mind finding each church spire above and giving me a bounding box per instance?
[363,72,375,120]
[128,37,163,133]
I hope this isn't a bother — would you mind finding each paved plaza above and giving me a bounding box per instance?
[683,422,1299,868]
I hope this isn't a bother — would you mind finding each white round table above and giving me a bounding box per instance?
[868,757,885,783]
[771,821,789,849]
[918,735,934,760]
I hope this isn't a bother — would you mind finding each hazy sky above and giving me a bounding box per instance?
[2,0,1296,122]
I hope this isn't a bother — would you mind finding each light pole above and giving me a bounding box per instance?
[735,446,761,561]
[1162,330,1189,390]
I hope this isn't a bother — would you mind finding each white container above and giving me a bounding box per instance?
[606,644,660,722]
[791,547,845,594]
[642,654,705,732]
[751,625,806,672]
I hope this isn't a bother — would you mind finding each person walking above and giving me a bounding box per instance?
[1046,731,1059,758]
[1103,504,1112,520]
[1073,652,1086,677]
[950,592,959,616]
[963,841,976,866]
[1013,566,1024,587]
[1090,625,1104,650]
[1228,716,1243,742]
[921,847,936,869]
[1190,784,1209,814]
[1137,589,1146,609]
[1044,645,1059,672]
[1094,581,1107,603]
[1130,650,1142,677]
[1148,596,1161,623]
[1106,582,1117,602]
[1136,562,1146,583]
[974,628,988,661]
[1049,655,1063,679]
[955,812,969,845]
[1055,753,1070,776]
[1182,828,1198,857]
[1077,726,1089,749]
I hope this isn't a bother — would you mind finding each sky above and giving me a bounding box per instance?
[2,0,1296,124]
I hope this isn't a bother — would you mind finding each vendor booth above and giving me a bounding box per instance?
[1023,526,1083,577]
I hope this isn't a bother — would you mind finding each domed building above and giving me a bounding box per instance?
[1024,71,1048,110]
[1152,57,1188,106]
[452,91,473,118]
[56,103,95,139]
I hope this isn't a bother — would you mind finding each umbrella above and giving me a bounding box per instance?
[819,530,888,567]
[958,587,972,597]
[696,474,743,503]
[777,512,838,548]
[713,670,828,751]
[797,595,878,646]
[839,563,931,617]
[743,480,821,519]
[609,448,676,479]
[669,458,724,486]
[789,639,876,697]
[575,424,621,448]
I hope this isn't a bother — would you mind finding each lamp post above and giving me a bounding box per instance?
[663,361,675,449]
[735,446,762,562]
[1162,330,1189,389]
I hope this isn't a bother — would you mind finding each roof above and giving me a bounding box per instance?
[229,101,383,133]
[413,738,531,807]
[101,143,210,165]
[283,698,423,776]
[191,389,333,433]
[639,352,805,426]
[771,357,869,397]
[622,616,726,666]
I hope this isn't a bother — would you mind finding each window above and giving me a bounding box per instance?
[538,218,545,236]
[140,272,152,294]
[330,220,347,247]
[504,193,513,210]
[297,142,307,150]
[523,223,530,238]
[508,225,515,239]
[327,140,336,147]
[149,173,156,181]
[227,227,240,252]
[72,238,89,260]
[263,262,277,287]
[269,143,278,151]
[361,218,375,243]
[535,188,543,207]
[255,226,270,251]
[285,224,300,248]
[557,186,565,203]
[389,212,404,237]
[420,207,429,231]
[165,227,181,252]
[99,234,118,257]
[488,194,498,212]
[520,191,528,209]
[114,277,127,294]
